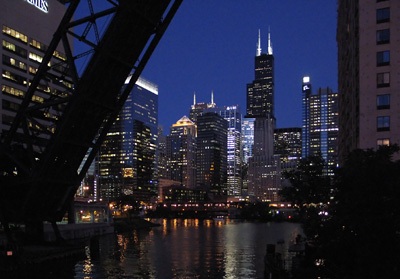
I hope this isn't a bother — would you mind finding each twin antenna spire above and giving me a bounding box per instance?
[193,91,215,106]
[192,29,272,107]
[257,27,273,56]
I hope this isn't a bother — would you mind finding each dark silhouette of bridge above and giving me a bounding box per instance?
[0,0,182,241]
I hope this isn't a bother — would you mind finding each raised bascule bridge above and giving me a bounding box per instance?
[0,0,182,242]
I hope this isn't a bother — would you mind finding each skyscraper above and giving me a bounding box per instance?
[246,30,281,202]
[196,112,227,196]
[211,106,243,196]
[337,0,400,163]
[99,76,158,201]
[0,0,69,150]
[157,124,168,180]
[241,117,255,164]
[189,91,216,124]
[302,76,338,175]
[274,127,302,169]
[166,116,197,189]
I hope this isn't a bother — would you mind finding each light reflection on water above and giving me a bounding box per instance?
[73,220,302,279]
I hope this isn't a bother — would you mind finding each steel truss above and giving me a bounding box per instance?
[0,0,182,229]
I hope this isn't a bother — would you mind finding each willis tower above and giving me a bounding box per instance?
[246,30,281,202]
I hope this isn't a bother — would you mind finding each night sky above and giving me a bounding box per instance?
[79,1,338,134]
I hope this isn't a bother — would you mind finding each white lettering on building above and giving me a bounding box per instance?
[26,0,49,13]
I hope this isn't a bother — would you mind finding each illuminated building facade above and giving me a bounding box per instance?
[0,0,69,149]
[209,106,243,196]
[157,125,168,180]
[274,127,302,170]
[166,116,197,189]
[99,76,158,201]
[196,112,227,196]
[189,91,216,123]
[246,30,281,202]
[337,0,400,163]
[302,76,338,175]
[242,118,255,164]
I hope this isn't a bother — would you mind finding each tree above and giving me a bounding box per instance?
[280,147,400,278]
[320,146,400,278]
[280,155,332,207]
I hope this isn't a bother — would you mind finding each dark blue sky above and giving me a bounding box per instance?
[141,1,338,133]
[76,1,337,133]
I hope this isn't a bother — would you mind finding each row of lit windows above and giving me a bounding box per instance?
[3,40,27,58]
[3,25,67,60]
[2,84,24,98]
[2,70,27,86]
[3,82,67,105]
[2,25,27,43]
[2,54,27,71]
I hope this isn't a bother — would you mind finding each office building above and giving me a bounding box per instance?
[302,77,338,175]
[189,91,216,123]
[196,112,227,196]
[274,127,302,169]
[99,76,158,202]
[0,0,69,148]
[211,106,243,196]
[157,124,168,180]
[337,0,400,163]
[166,116,197,189]
[242,118,255,164]
[246,30,281,202]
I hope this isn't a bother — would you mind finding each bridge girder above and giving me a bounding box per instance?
[0,0,182,225]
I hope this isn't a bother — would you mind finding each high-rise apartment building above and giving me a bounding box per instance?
[166,116,197,189]
[99,76,158,202]
[0,0,69,148]
[246,30,281,202]
[302,77,338,175]
[337,0,400,163]
[196,112,227,196]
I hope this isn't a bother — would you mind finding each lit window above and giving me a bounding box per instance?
[377,116,390,131]
[53,50,67,61]
[2,40,27,58]
[29,52,43,63]
[377,138,390,149]
[2,25,27,44]
[2,54,27,71]
[29,39,48,52]
[2,85,24,98]
[377,72,390,87]
[2,70,27,86]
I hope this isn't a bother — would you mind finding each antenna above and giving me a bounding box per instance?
[268,26,273,55]
[257,29,262,56]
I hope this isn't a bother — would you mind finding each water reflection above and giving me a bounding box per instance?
[72,220,302,279]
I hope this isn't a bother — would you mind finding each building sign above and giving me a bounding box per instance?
[25,0,49,13]
[302,76,311,94]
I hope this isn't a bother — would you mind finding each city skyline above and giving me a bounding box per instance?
[140,1,338,132]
